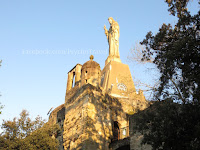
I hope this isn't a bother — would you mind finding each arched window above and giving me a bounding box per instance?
[113,121,120,141]
[72,72,75,87]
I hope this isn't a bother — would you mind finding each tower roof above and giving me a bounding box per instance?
[82,55,100,69]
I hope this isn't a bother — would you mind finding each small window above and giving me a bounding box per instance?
[86,71,87,73]
[85,79,87,83]
[122,128,126,136]
[72,74,75,87]
[113,121,120,141]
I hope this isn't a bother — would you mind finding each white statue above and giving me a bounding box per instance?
[104,17,120,58]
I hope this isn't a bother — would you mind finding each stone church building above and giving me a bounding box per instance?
[49,18,150,150]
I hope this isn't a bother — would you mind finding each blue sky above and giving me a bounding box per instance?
[0,0,199,125]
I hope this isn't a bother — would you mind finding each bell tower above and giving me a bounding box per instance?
[80,55,101,87]
[49,18,148,150]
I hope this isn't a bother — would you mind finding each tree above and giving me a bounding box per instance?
[128,42,160,100]
[132,0,200,149]
[165,0,190,17]
[141,1,200,104]
[0,110,59,150]
[21,122,60,150]
[133,100,200,150]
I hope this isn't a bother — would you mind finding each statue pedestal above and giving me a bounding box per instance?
[101,60,136,99]
[105,55,121,66]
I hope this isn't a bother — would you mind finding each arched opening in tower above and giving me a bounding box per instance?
[113,121,120,141]
[72,72,75,87]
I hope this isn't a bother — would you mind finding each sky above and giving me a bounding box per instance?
[0,0,199,127]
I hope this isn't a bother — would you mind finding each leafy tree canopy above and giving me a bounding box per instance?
[132,1,200,149]
[0,110,60,150]
[141,0,200,104]
[133,100,200,150]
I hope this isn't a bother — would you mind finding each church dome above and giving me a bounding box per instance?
[82,55,100,70]
[81,55,101,87]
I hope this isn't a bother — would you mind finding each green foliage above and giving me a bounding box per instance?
[0,110,59,150]
[141,2,200,104]
[133,100,200,150]
[132,1,200,149]
[22,123,60,150]
[165,0,190,17]
[0,104,3,115]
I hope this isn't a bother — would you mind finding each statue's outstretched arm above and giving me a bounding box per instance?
[104,25,108,38]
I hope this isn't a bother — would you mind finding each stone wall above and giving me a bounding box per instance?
[57,106,65,150]
[129,114,152,150]
[63,84,113,150]
[49,104,65,150]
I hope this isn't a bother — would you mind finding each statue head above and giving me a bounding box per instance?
[108,17,114,24]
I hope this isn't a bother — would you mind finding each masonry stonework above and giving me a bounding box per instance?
[49,17,150,150]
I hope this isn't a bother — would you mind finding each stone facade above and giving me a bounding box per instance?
[49,18,149,150]
[129,115,152,150]
[49,55,148,150]
[64,85,112,150]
